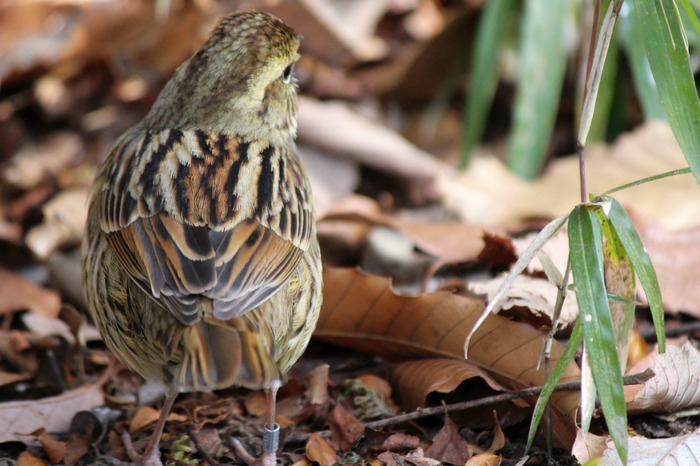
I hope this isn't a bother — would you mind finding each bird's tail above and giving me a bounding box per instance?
[172,318,281,392]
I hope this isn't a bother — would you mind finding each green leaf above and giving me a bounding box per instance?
[461,0,514,168]
[633,0,700,184]
[579,1,621,146]
[506,0,573,179]
[525,318,583,454]
[619,6,665,120]
[604,196,666,353]
[569,205,627,464]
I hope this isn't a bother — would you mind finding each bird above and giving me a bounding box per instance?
[81,11,322,466]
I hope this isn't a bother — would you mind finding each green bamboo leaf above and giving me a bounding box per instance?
[619,6,665,119]
[633,0,700,184]
[525,318,582,454]
[461,0,514,168]
[604,196,666,353]
[569,205,627,463]
[579,1,621,146]
[506,0,574,179]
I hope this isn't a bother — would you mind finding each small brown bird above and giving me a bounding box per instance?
[82,11,322,466]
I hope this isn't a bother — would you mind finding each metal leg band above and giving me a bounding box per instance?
[263,422,280,453]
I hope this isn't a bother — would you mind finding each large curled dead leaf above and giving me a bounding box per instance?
[315,267,581,448]
[391,359,508,411]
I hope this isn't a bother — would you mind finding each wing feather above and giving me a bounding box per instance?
[98,127,313,325]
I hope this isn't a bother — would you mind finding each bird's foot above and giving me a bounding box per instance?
[121,431,163,466]
[231,422,279,466]
[230,437,277,466]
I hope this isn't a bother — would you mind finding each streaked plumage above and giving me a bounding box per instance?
[82,11,322,466]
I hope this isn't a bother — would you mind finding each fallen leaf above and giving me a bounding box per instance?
[297,97,449,183]
[633,214,700,315]
[465,453,502,466]
[25,187,89,259]
[305,432,337,466]
[627,342,700,414]
[0,376,105,442]
[37,430,66,464]
[327,401,365,451]
[600,432,700,465]
[17,451,47,466]
[441,122,700,231]
[315,267,581,448]
[129,406,188,434]
[391,359,507,411]
[1,132,82,190]
[0,267,61,317]
[424,415,470,465]
[571,429,608,464]
[468,274,579,329]
[305,364,330,406]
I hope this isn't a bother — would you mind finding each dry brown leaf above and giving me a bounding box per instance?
[441,122,700,231]
[424,415,470,465]
[305,432,338,466]
[299,145,360,216]
[469,274,579,329]
[0,377,104,442]
[297,97,449,182]
[1,132,82,190]
[37,430,66,464]
[633,215,700,315]
[316,267,581,448]
[572,429,608,464]
[319,204,487,264]
[265,0,388,64]
[600,433,700,465]
[328,401,365,451]
[627,342,700,414]
[25,187,89,259]
[17,451,47,466]
[388,447,442,466]
[129,406,188,434]
[465,453,502,466]
[0,267,61,317]
[306,364,330,406]
[391,359,506,411]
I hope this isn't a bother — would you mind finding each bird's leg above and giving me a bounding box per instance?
[121,392,178,466]
[232,381,281,466]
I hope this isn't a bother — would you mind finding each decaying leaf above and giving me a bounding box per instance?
[316,267,581,448]
[0,378,105,442]
[627,342,700,414]
[391,358,506,411]
[0,268,61,317]
[25,187,89,259]
[424,415,470,465]
[600,432,700,465]
[297,97,449,182]
[328,401,365,451]
[305,432,338,466]
[441,122,700,231]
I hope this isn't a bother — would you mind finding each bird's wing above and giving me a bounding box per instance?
[97,127,314,325]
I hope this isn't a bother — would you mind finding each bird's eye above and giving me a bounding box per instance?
[282,64,294,83]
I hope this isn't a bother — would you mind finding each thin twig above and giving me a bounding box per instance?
[286,369,655,443]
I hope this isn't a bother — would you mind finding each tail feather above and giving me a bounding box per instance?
[172,320,281,392]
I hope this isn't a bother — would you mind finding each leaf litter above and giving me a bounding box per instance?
[0,1,699,465]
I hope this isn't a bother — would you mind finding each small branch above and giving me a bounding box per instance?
[286,369,654,443]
